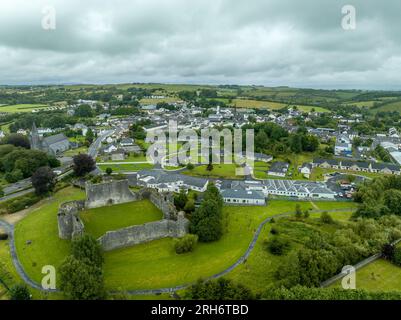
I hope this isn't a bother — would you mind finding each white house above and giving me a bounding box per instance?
[221,189,266,206]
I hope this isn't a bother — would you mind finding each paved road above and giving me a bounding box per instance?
[0,207,356,296]
[88,129,115,158]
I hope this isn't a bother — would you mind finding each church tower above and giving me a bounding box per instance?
[30,122,42,150]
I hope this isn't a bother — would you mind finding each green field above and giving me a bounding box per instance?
[80,200,163,239]
[227,210,356,293]
[230,99,329,112]
[63,146,88,157]
[13,186,357,291]
[14,187,85,284]
[0,104,49,113]
[372,100,401,113]
[331,259,401,292]
[98,163,154,173]
[183,163,242,179]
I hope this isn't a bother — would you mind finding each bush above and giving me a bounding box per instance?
[270,227,279,235]
[392,247,401,266]
[320,212,334,224]
[266,237,291,256]
[186,163,195,170]
[185,278,254,300]
[105,167,113,175]
[9,284,31,300]
[5,169,23,183]
[175,234,198,254]
[2,193,42,214]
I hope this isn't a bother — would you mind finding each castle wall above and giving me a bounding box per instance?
[57,200,85,240]
[57,180,188,249]
[98,213,189,251]
[85,180,137,209]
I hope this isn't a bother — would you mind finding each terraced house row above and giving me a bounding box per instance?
[312,158,401,175]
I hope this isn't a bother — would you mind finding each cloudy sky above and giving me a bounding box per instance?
[0,0,400,89]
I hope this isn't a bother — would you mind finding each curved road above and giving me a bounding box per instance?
[0,208,355,296]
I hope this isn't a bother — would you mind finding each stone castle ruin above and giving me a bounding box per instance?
[57,180,189,251]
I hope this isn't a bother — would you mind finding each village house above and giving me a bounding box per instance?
[221,189,266,206]
[268,162,289,177]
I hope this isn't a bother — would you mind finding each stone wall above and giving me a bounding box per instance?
[85,180,138,209]
[57,181,188,249]
[57,200,85,240]
[99,212,189,251]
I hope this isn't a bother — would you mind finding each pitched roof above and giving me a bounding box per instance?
[43,133,68,145]
[221,189,265,200]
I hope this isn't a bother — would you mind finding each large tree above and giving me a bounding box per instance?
[1,133,30,149]
[73,154,96,177]
[31,166,56,195]
[59,256,105,300]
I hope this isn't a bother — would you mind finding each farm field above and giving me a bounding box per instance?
[372,100,401,113]
[230,99,329,112]
[140,97,182,105]
[80,200,163,239]
[0,104,48,113]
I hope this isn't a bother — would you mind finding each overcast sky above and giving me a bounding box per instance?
[0,0,400,89]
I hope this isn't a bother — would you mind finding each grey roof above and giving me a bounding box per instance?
[221,189,265,200]
[371,162,400,171]
[43,133,68,146]
[269,161,289,173]
[137,170,208,188]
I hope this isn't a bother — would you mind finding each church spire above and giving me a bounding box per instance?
[30,122,41,150]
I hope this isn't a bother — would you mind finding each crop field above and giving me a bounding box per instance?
[0,104,49,113]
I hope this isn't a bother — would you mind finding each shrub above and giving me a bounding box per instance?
[9,284,31,300]
[105,167,113,176]
[5,169,23,183]
[3,193,42,214]
[185,278,254,300]
[186,163,195,170]
[270,227,279,235]
[392,247,401,266]
[175,234,198,254]
[266,237,291,256]
[320,212,334,224]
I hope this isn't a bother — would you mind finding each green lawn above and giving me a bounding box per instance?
[331,259,401,292]
[80,200,163,239]
[310,167,387,181]
[13,185,357,292]
[183,163,243,180]
[103,200,357,291]
[98,163,154,173]
[63,146,88,157]
[0,104,49,113]
[1,237,63,300]
[14,187,85,284]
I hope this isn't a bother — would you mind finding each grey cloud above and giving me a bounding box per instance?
[0,0,400,89]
